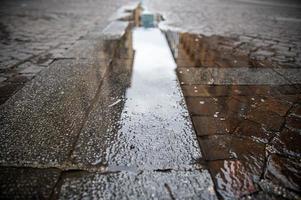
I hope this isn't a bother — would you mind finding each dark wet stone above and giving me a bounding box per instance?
[228,85,272,96]
[241,191,287,200]
[0,83,23,98]
[258,179,300,200]
[225,97,252,116]
[177,68,213,85]
[186,97,222,116]
[181,85,231,97]
[59,170,218,200]
[210,68,289,85]
[199,135,235,161]
[265,154,301,192]
[272,85,301,95]
[192,116,239,136]
[0,59,108,166]
[274,68,301,84]
[0,167,60,199]
[198,135,265,162]
[234,120,273,143]
[247,108,284,131]
[270,128,301,158]
[286,115,301,131]
[257,98,291,117]
[7,75,32,84]
[208,160,257,199]
[290,104,301,117]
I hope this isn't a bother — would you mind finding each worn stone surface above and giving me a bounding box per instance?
[265,154,301,192]
[146,0,301,69]
[0,0,136,105]
[209,160,258,199]
[0,167,60,199]
[59,170,218,200]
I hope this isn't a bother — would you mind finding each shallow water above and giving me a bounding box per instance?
[106,28,201,170]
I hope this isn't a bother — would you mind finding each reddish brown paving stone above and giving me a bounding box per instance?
[226,97,252,116]
[192,116,240,136]
[198,135,235,160]
[270,128,301,157]
[185,97,223,116]
[256,97,292,116]
[181,85,231,97]
[247,108,285,131]
[176,67,213,85]
[265,154,301,192]
[230,85,272,96]
[286,115,301,131]
[208,160,258,199]
[198,135,265,161]
[234,120,273,143]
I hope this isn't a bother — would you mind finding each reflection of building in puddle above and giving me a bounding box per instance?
[177,33,252,68]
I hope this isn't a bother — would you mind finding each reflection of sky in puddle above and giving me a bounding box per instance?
[107,28,201,170]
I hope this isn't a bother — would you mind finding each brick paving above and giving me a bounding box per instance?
[171,31,301,199]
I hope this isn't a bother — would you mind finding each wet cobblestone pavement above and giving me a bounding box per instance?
[0,0,301,199]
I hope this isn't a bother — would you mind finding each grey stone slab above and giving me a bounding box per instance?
[102,21,130,40]
[20,65,43,74]
[0,58,107,167]
[0,76,7,83]
[59,170,218,200]
[273,68,301,84]
[179,67,289,85]
[211,68,289,85]
[71,58,133,168]
[0,167,60,199]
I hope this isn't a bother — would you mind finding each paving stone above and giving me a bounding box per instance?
[247,108,285,131]
[0,76,7,83]
[270,128,301,157]
[241,191,287,200]
[272,85,301,95]
[286,114,301,131]
[274,68,301,84]
[181,85,231,97]
[265,154,301,192]
[256,97,292,116]
[210,68,289,85]
[20,65,43,74]
[192,116,240,136]
[234,120,273,143]
[59,170,218,200]
[0,58,108,166]
[208,160,258,199]
[177,68,213,85]
[0,83,23,98]
[258,179,300,200]
[290,103,301,117]
[185,97,222,116]
[0,167,60,199]
[198,135,265,161]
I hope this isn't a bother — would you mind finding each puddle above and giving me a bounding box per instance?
[106,27,201,169]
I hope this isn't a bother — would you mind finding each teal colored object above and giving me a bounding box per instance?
[141,13,154,28]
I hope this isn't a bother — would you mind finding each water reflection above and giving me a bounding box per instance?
[107,28,201,170]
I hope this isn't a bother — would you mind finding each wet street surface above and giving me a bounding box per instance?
[0,0,301,199]
[167,31,301,199]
